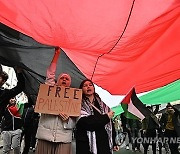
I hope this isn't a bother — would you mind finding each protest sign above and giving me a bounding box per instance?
[35,84,82,116]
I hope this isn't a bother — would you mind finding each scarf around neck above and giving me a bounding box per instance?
[78,94,113,154]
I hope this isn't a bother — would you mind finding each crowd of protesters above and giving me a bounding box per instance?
[113,104,180,154]
[0,48,180,154]
[0,49,119,154]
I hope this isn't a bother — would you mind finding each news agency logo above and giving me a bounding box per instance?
[132,137,180,144]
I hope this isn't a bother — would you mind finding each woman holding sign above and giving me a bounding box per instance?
[36,48,75,154]
[76,79,119,154]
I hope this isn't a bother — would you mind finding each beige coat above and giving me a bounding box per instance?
[36,53,75,142]
[36,114,74,142]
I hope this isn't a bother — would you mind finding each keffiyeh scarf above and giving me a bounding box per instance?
[78,94,113,154]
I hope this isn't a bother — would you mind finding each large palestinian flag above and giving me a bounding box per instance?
[139,80,180,105]
[0,23,86,103]
[0,0,180,106]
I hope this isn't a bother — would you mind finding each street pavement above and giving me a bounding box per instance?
[0,145,168,154]
[0,139,169,154]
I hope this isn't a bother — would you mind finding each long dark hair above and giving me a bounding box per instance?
[79,79,96,98]
[80,79,103,107]
[79,79,95,89]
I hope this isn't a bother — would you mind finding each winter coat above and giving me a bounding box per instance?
[76,95,116,154]
[36,54,75,143]
[160,106,180,137]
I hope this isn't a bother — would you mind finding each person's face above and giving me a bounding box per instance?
[0,76,5,87]
[9,98,16,105]
[82,81,95,96]
[167,107,174,114]
[57,74,71,87]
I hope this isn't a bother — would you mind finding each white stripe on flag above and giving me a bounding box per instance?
[128,99,145,120]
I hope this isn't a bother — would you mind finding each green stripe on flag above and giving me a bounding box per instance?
[17,102,25,116]
[139,80,180,105]
[121,102,139,120]
[111,104,138,119]
[111,105,124,117]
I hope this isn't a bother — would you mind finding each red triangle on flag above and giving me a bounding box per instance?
[121,87,134,104]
